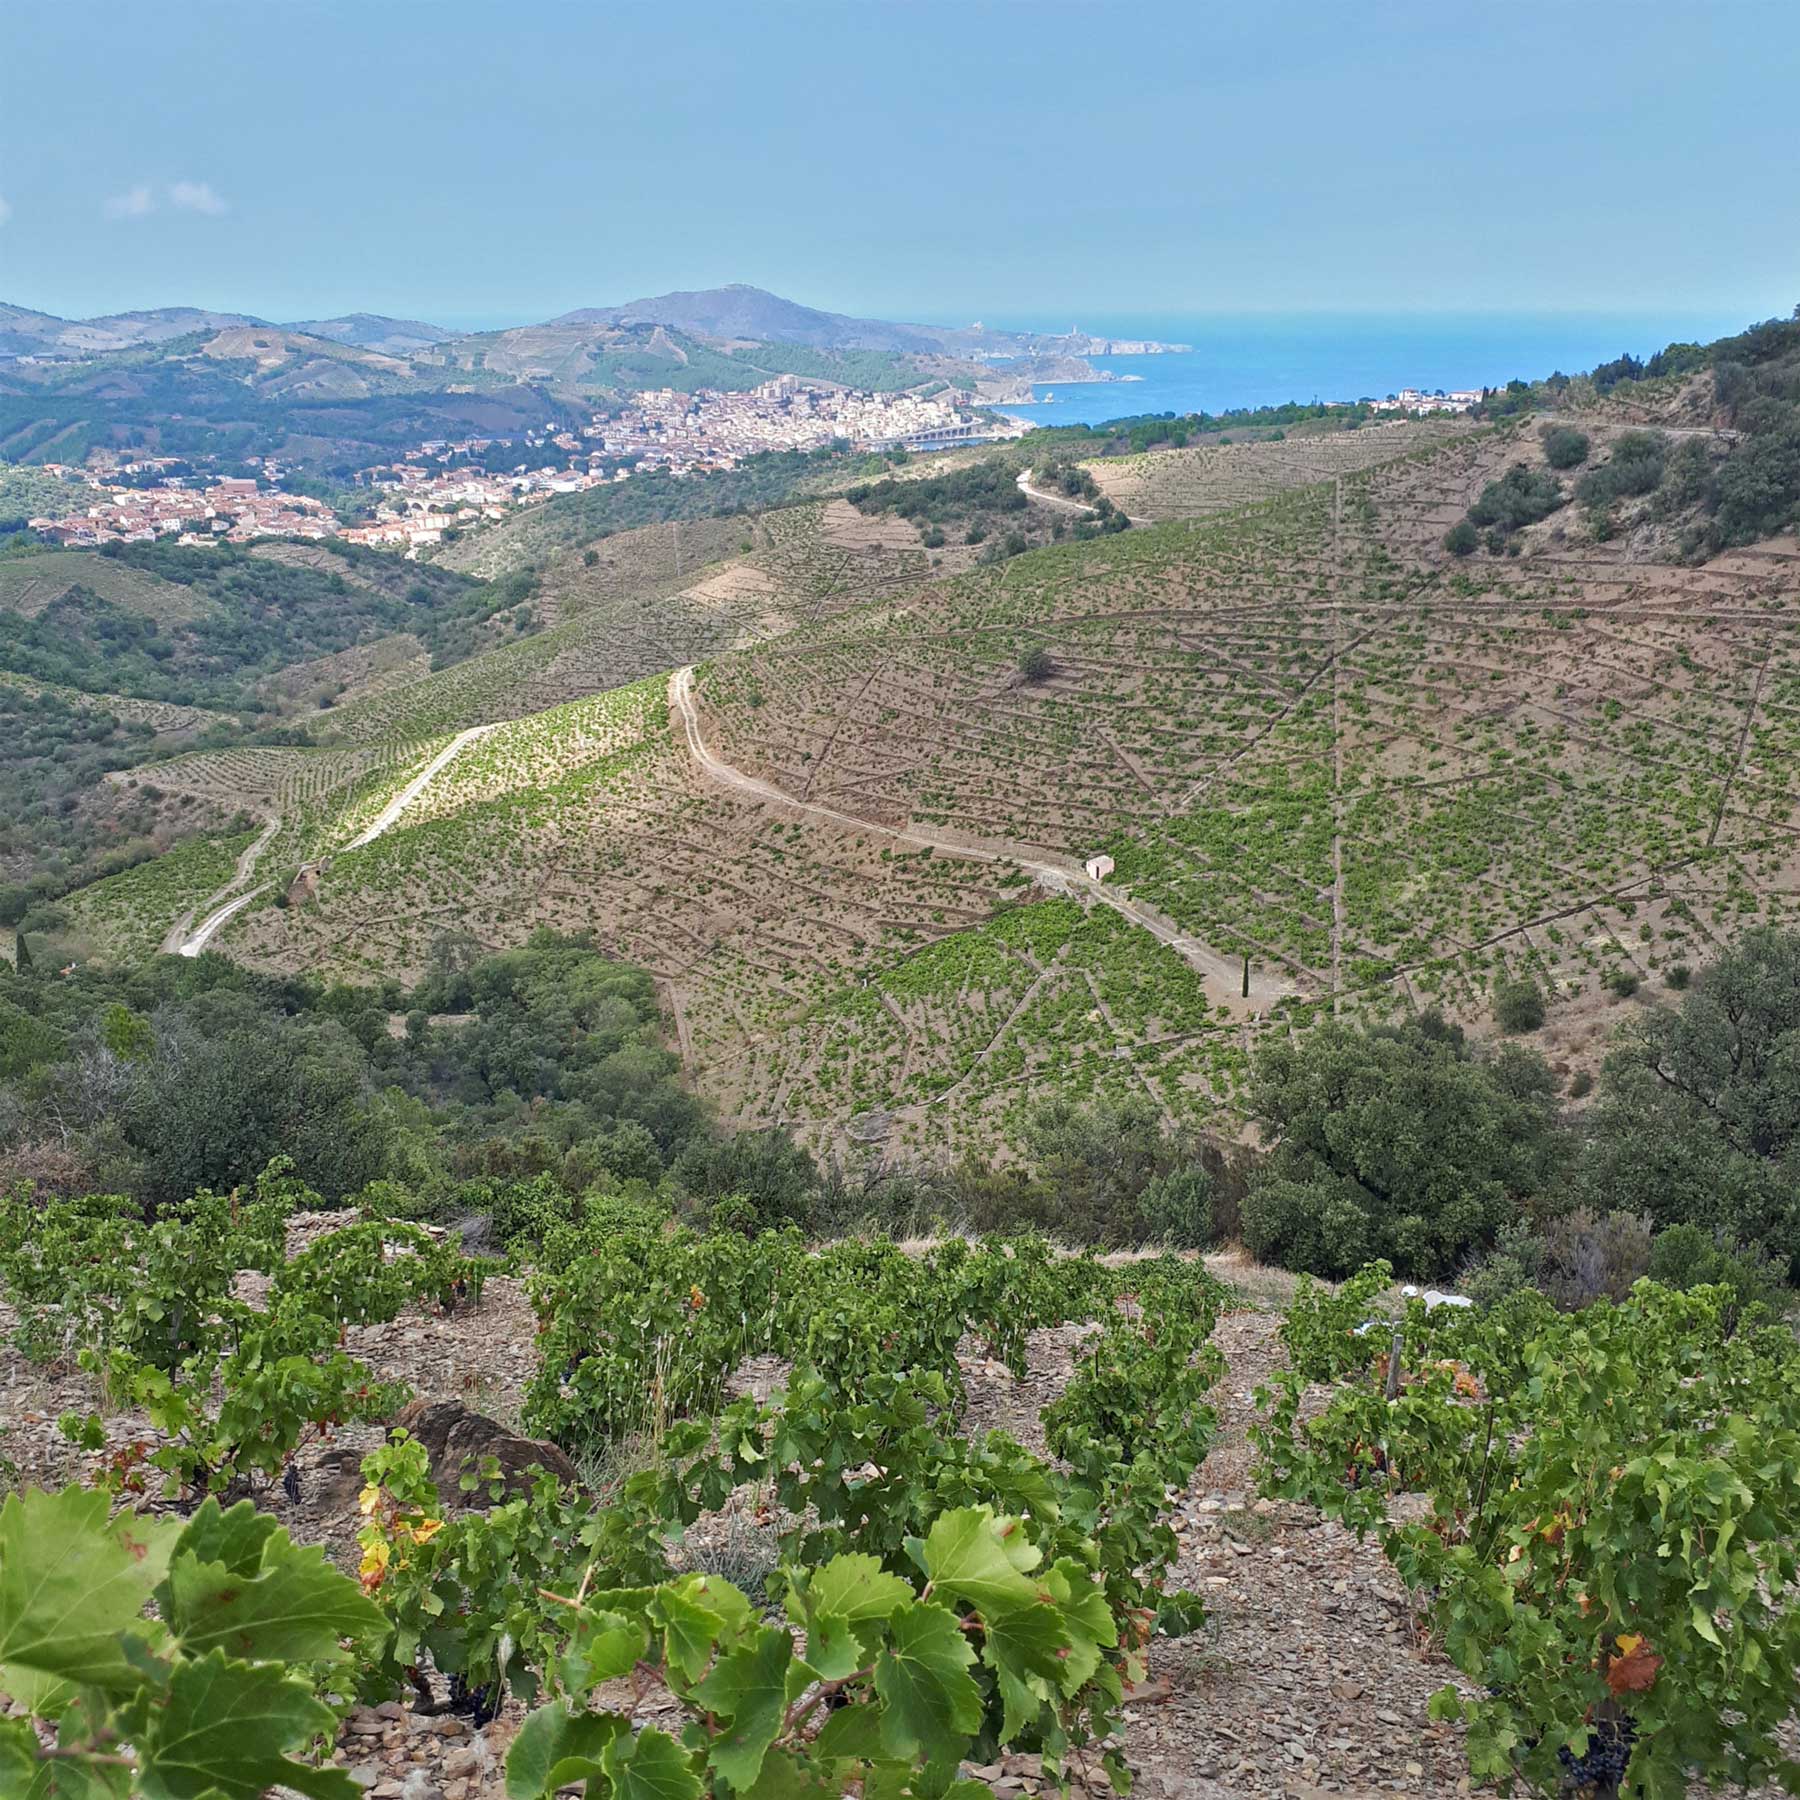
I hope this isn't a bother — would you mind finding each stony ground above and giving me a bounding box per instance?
[0,1229,1496,1799]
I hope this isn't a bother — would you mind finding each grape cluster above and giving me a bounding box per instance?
[446,1672,501,1727]
[1555,1716,1637,1796]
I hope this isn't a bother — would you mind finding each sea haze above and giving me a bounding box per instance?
[976,310,1755,425]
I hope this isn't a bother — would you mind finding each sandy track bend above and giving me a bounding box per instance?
[670,666,1287,1005]
[1016,468,1151,527]
[162,815,281,957]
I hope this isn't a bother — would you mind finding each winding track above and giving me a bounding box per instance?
[172,724,498,958]
[669,665,1288,1005]
[1016,468,1150,527]
[160,815,281,957]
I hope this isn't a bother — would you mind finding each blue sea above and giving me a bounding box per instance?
[970,311,1754,426]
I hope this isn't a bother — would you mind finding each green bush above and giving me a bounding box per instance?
[1443,519,1478,556]
[1242,1019,1564,1279]
[1573,927,1800,1271]
[1492,977,1545,1033]
[1018,644,1054,683]
[1647,1223,1789,1329]
[1576,430,1667,511]
[1241,1174,1374,1277]
[1539,424,1591,469]
[1467,465,1565,534]
[707,1192,763,1236]
[1135,1165,1213,1248]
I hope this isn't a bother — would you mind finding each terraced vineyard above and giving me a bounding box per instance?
[312,501,951,745]
[0,670,228,734]
[140,415,1800,1158]
[358,679,666,829]
[524,511,757,628]
[110,734,454,889]
[0,550,207,622]
[1085,416,1473,522]
[60,827,258,962]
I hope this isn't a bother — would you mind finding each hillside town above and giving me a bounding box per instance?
[23,465,337,547]
[19,377,1024,551]
[340,378,1027,547]
[1367,386,1486,414]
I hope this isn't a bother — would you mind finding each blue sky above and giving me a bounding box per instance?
[2,0,1796,330]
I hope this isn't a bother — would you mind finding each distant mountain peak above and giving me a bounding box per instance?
[285,313,458,353]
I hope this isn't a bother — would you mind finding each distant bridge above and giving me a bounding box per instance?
[862,420,1008,453]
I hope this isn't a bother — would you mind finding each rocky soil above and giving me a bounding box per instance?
[0,1226,1496,1799]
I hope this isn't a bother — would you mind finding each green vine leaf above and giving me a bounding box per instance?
[689,1624,797,1790]
[873,1601,982,1762]
[0,1487,178,1694]
[136,1649,356,1800]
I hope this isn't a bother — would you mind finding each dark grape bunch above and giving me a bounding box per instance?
[446,1672,501,1728]
[1556,1716,1637,1797]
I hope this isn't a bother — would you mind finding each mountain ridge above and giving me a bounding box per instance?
[0,283,1182,366]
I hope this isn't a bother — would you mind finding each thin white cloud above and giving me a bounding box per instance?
[0,195,11,227]
[169,180,227,216]
[103,180,229,220]
[104,184,158,220]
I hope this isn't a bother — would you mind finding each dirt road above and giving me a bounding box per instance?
[1016,467,1150,527]
[670,666,1288,1005]
[163,815,281,957]
[343,725,496,850]
[173,724,498,958]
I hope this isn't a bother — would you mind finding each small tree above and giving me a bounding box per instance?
[1493,977,1546,1033]
[1018,644,1054,683]
[1540,424,1591,469]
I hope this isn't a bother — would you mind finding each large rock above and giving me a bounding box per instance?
[390,1399,578,1501]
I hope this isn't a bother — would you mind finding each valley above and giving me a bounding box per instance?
[21,356,1791,1165]
[10,9,1800,1794]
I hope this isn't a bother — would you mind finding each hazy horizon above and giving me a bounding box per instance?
[4,0,1795,326]
[1,291,1777,351]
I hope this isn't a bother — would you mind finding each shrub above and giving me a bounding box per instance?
[1665,961,1692,990]
[1020,1094,1205,1247]
[1241,1174,1375,1278]
[1539,424,1591,469]
[1576,430,1668,511]
[1443,520,1478,556]
[1535,1206,1653,1306]
[1711,419,1800,545]
[1567,1069,1594,1099]
[1467,465,1565,534]
[707,1192,762,1236]
[672,1129,818,1232]
[1464,1208,1652,1311]
[1647,1223,1789,1330]
[1018,644,1054,683]
[1605,967,1641,998]
[1243,1020,1564,1279]
[1135,1164,1213,1248]
[1492,977,1545,1033]
[1575,928,1800,1270]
